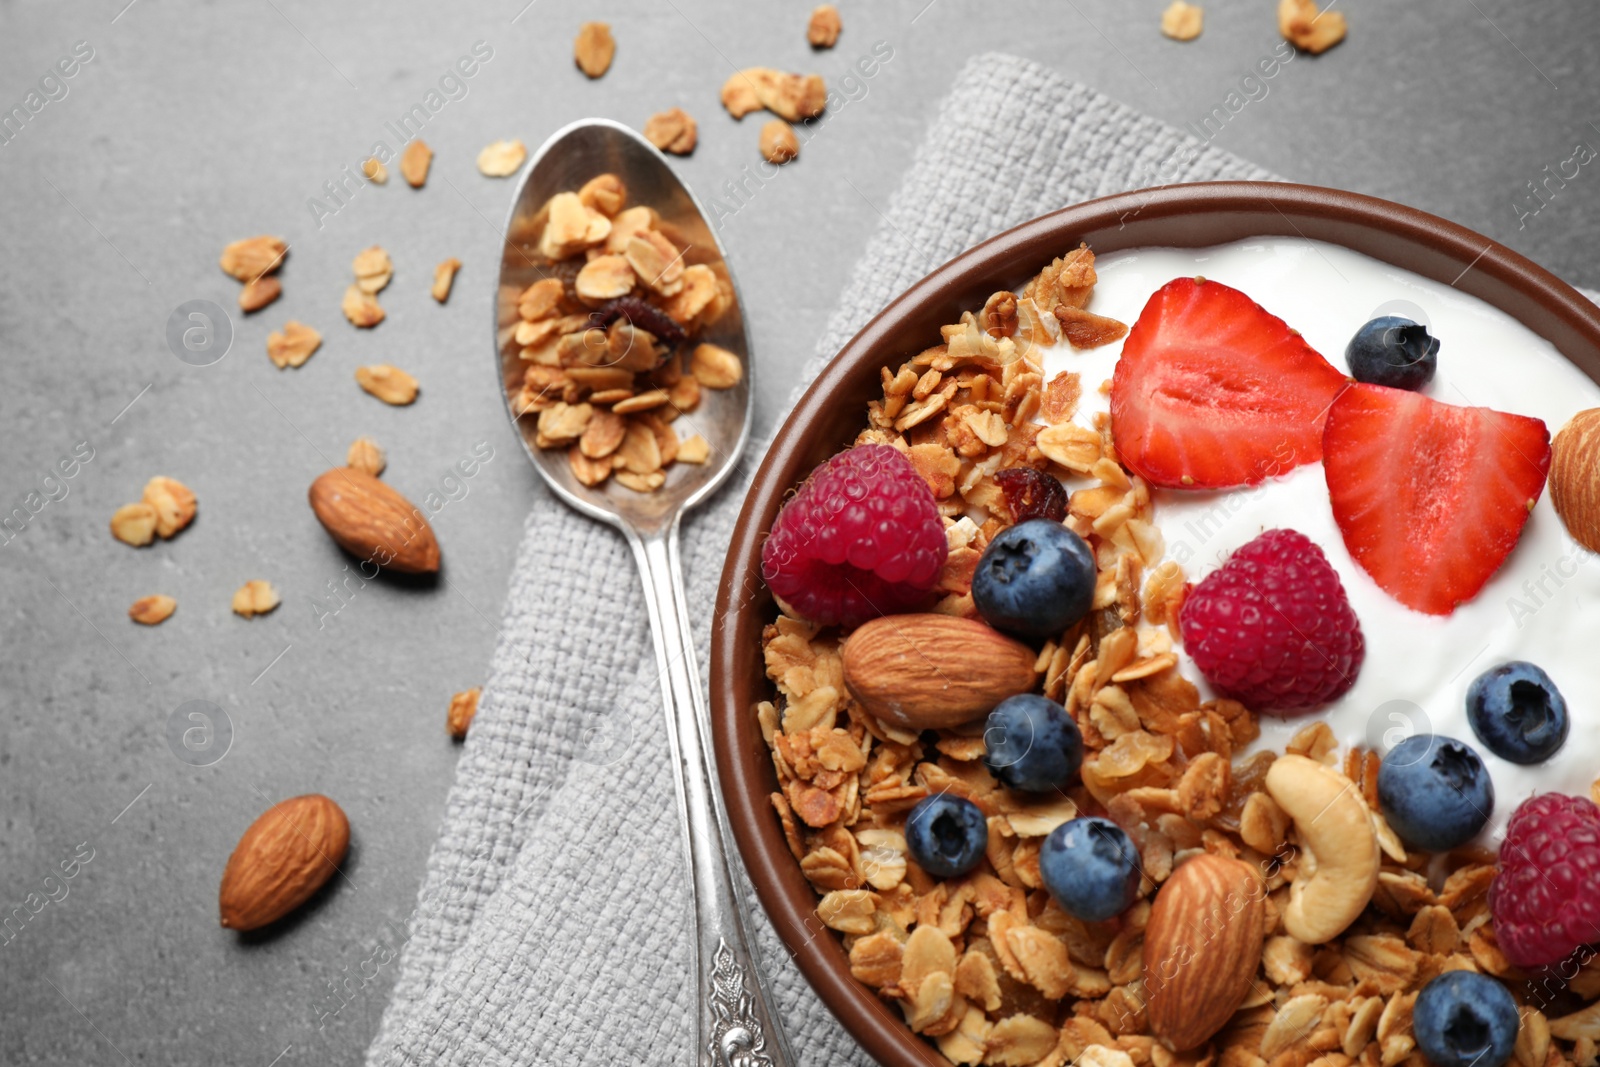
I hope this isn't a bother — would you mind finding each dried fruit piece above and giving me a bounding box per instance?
[110,502,159,546]
[346,436,386,477]
[239,276,281,313]
[1054,305,1128,348]
[219,235,287,282]
[691,343,743,389]
[232,580,280,618]
[218,794,349,931]
[574,21,615,78]
[353,246,393,293]
[1160,1,1203,40]
[807,4,841,47]
[308,469,440,574]
[447,687,480,740]
[362,157,388,183]
[760,120,799,164]
[342,285,385,328]
[643,108,698,155]
[476,138,527,177]
[1279,0,1346,53]
[266,321,322,369]
[400,139,432,187]
[993,467,1068,524]
[129,595,177,625]
[431,257,460,303]
[143,476,197,538]
[355,364,419,405]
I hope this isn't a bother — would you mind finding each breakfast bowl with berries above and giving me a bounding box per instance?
[710,182,1600,1067]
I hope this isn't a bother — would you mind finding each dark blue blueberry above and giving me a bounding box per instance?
[982,694,1083,793]
[905,793,988,878]
[1377,734,1493,852]
[1467,661,1569,765]
[1039,817,1141,922]
[971,518,1096,639]
[1346,316,1440,391]
[1413,970,1518,1067]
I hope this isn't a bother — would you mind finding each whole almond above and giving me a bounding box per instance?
[219,794,349,931]
[308,468,440,574]
[842,614,1038,729]
[1144,853,1267,1051]
[1551,408,1600,553]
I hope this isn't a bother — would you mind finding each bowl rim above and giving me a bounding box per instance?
[710,179,1600,1067]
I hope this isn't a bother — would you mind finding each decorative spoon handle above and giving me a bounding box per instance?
[631,524,795,1067]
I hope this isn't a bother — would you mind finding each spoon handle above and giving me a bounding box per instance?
[632,525,796,1067]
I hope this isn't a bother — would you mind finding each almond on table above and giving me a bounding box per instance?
[129,595,177,625]
[266,320,321,368]
[431,257,461,302]
[355,365,418,405]
[231,580,280,618]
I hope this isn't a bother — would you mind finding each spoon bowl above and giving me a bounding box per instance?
[494,119,792,1067]
[496,118,752,536]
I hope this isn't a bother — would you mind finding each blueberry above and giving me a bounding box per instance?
[1039,817,1141,922]
[1467,661,1569,765]
[982,694,1084,793]
[1377,734,1493,852]
[972,518,1096,638]
[905,793,988,878]
[1413,970,1518,1067]
[1346,316,1439,391]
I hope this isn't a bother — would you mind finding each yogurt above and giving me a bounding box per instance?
[1037,237,1600,846]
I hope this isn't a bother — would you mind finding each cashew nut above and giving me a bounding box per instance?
[1264,754,1379,944]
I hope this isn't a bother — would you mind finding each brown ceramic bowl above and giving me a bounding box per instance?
[709,180,1600,1065]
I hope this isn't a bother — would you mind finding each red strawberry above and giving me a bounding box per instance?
[1110,277,1349,489]
[1323,383,1551,616]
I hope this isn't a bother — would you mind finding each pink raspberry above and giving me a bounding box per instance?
[1491,794,1600,969]
[761,444,947,627]
[1177,528,1364,714]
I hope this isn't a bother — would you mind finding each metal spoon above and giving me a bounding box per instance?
[495,119,793,1067]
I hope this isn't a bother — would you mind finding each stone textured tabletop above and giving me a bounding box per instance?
[1,2,1595,1064]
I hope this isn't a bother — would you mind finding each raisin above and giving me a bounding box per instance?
[993,467,1068,524]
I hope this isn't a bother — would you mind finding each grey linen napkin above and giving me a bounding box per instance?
[365,52,1276,1067]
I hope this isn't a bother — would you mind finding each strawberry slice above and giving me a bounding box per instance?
[1110,277,1349,489]
[1324,383,1552,616]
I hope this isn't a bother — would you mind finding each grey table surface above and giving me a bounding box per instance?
[1,1,1596,1064]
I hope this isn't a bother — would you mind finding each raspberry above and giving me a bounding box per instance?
[761,444,947,627]
[1490,794,1600,969]
[1177,528,1364,714]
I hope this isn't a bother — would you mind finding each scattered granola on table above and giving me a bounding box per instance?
[760,120,800,165]
[129,595,177,625]
[507,173,740,492]
[232,580,280,618]
[574,21,615,78]
[447,687,481,741]
[754,244,1600,1067]
[643,108,698,155]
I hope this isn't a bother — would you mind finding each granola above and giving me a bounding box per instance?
[757,245,1599,1067]
[508,174,740,492]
